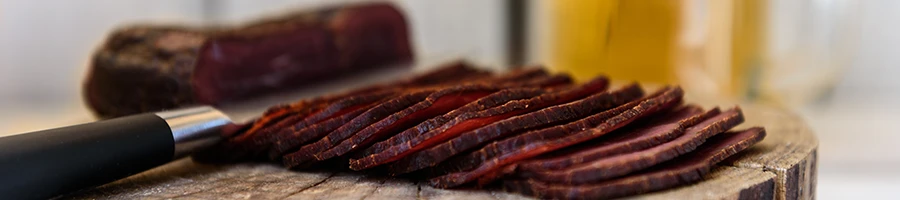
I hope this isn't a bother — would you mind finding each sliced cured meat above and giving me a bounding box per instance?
[517,105,712,172]
[425,87,683,188]
[281,72,571,166]
[250,90,397,146]
[381,84,644,173]
[353,77,609,174]
[230,101,326,142]
[357,88,549,159]
[502,127,767,199]
[356,84,634,172]
[220,91,394,160]
[309,86,507,163]
[394,86,671,176]
[426,89,677,178]
[225,64,493,152]
[230,62,488,142]
[522,107,744,184]
[196,100,336,161]
[443,105,706,175]
[433,105,663,176]
[269,104,374,159]
[280,90,435,168]
[270,74,565,161]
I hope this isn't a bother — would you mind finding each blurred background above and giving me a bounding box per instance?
[0,0,897,198]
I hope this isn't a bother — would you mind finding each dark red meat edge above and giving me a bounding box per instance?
[392,85,668,176]
[267,74,567,159]
[280,74,573,167]
[517,105,712,172]
[380,77,611,174]
[355,88,551,161]
[522,107,745,184]
[249,90,397,146]
[311,87,500,163]
[281,90,435,168]
[425,87,683,188]
[445,105,707,175]
[403,84,646,174]
[502,127,766,199]
[268,104,374,160]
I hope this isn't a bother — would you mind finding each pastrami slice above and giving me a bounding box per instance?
[458,106,702,175]
[282,90,435,168]
[502,127,767,199]
[252,90,396,145]
[516,105,713,172]
[406,84,646,174]
[274,74,568,163]
[389,85,670,175]
[203,100,334,161]
[523,107,745,184]
[231,101,326,143]
[356,88,548,159]
[361,77,610,173]
[424,87,683,188]
[310,74,575,163]
[310,85,502,162]
[269,105,372,159]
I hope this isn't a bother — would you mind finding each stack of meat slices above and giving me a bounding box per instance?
[197,62,767,199]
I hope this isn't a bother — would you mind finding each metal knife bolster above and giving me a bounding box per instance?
[155,106,232,158]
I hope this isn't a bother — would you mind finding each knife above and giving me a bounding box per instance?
[0,106,232,200]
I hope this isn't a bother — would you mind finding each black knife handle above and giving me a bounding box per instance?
[0,106,231,200]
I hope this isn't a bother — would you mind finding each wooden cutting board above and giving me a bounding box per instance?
[59,104,816,200]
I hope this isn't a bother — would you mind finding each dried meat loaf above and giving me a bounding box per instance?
[84,3,413,118]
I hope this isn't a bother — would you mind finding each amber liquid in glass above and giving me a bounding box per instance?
[548,0,681,84]
[548,0,767,102]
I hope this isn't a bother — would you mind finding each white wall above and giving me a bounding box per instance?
[834,0,900,98]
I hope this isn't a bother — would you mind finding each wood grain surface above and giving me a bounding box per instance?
[59,105,816,200]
